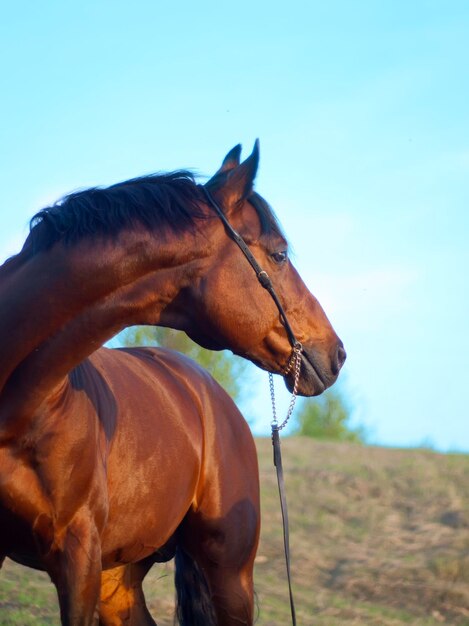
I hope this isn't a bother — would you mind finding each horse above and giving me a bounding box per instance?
[0,142,345,625]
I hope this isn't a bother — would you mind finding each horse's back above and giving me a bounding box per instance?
[88,345,253,452]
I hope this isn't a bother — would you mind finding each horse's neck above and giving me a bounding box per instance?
[0,228,203,421]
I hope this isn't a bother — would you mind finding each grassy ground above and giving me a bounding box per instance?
[0,438,468,625]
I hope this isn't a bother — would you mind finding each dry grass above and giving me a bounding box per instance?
[0,438,468,625]
[253,438,469,625]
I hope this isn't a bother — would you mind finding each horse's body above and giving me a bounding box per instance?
[1,346,259,624]
[0,143,345,625]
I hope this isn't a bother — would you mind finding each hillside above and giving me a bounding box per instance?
[0,438,468,625]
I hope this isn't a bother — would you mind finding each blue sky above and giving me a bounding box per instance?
[1,1,468,450]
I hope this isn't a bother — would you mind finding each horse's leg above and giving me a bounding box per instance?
[176,498,260,626]
[172,396,261,626]
[46,511,102,626]
[99,560,156,626]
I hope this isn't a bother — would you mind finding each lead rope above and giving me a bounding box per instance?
[269,342,303,626]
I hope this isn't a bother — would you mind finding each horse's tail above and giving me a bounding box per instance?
[174,544,217,626]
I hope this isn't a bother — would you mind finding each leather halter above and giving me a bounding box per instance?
[201,185,301,355]
[201,184,299,626]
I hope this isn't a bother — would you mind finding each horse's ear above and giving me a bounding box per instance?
[206,140,259,213]
[206,144,242,188]
[218,144,242,174]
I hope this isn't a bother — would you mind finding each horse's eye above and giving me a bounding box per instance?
[271,250,288,265]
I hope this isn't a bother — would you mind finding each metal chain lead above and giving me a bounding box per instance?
[270,342,303,431]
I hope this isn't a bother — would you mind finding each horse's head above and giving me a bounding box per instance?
[177,142,345,397]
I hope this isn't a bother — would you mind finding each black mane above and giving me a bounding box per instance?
[29,171,204,252]
[26,171,286,254]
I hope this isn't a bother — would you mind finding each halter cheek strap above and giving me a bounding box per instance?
[200,185,300,353]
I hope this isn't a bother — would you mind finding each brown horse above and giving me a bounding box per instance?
[0,142,345,625]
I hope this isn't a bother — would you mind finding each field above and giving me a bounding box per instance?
[1,438,468,625]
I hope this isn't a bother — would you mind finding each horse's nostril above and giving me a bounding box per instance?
[331,343,346,375]
[337,344,347,371]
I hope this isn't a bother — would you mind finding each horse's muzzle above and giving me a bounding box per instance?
[285,341,346,397]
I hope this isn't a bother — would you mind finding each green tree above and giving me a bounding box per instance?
[294,383,365,443]
[121,326,250,405]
